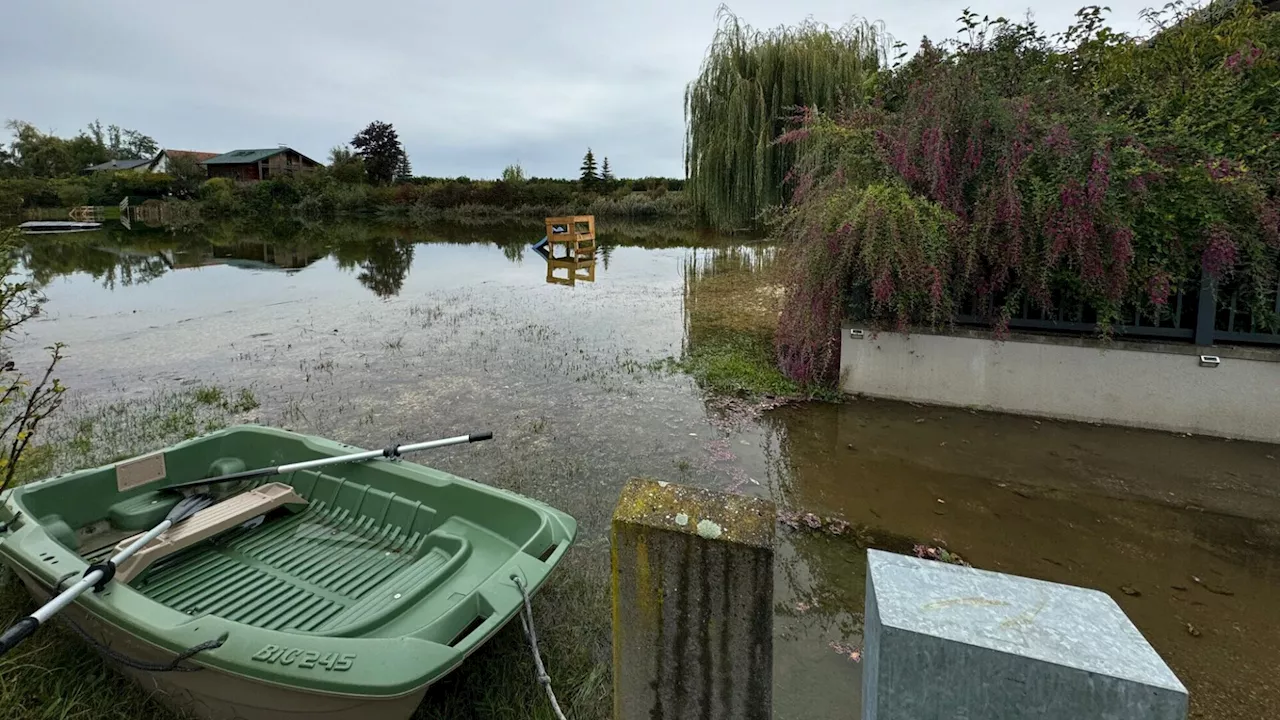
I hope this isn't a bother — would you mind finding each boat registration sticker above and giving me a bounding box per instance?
[116,453,167,492]
[251,645,355,671]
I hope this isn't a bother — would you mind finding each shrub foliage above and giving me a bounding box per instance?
[774,2,1280,384]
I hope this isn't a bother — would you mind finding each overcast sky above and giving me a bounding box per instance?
[3,0,1157,179]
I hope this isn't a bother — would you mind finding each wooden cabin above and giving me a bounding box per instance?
[202,147,321,182]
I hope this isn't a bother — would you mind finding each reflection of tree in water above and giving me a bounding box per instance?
[499,242,524,264]
[20,232,174,290]
[681,244,779,354]
[760,421,869,647]
[332,237,415,298]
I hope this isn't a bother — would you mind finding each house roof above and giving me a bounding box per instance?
[163,150,220,162]
[86,158,151,172]
[202,147,320,166]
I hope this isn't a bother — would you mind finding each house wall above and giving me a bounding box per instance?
[208,151,317,182]
[840,325,1280,443]
[262,151,319,179]
[206,163,260,181]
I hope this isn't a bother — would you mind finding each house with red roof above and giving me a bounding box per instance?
[146,149,221,174]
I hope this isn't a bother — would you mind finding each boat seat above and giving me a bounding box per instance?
[112,483,307,583]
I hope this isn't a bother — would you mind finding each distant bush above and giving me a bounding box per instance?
[198,178,237,215]
[53,179,91,208]
[2,168,690,225]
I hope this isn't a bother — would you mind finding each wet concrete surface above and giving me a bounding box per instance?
[13,223,1280,719]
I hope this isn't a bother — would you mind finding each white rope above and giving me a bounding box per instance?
[511,575,568,720]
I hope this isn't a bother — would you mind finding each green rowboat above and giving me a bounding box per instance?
[0,425,576,719]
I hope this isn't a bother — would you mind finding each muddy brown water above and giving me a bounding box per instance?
[13,221,1280,719]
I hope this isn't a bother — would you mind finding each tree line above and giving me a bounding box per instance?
[0,120,159,179]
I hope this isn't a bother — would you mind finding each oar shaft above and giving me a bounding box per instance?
[169,432,493,491]
[277,433,486,473]
[34,575,97,622]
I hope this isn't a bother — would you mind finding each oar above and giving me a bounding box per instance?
[0,493,214,655]
[165,431,494,492]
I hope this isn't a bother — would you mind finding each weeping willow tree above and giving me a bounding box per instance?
[684,8,888,231]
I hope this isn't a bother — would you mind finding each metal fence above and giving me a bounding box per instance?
[948,273,1280,347]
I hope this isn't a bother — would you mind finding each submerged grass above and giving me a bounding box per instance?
[678,245,841,401]
[675,334,800,397]
[21,386,263,480]
[0,386,611,720]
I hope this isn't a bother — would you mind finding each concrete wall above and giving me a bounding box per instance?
[840,326,1280,443]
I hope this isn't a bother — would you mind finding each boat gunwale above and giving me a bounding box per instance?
[0,425,577,697]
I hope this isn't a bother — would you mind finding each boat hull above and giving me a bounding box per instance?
[11,564,430,720]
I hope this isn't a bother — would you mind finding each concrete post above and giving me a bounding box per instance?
[611,479,775,720]
[863,549,1188,720]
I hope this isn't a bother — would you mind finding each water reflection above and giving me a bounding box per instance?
[544,257,597,286]
[764,401,1280,720]
[15,220,721,298]
[332,237,415,298]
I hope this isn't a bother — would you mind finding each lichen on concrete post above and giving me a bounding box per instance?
[611,478,775,720]
[863,549,1188,720]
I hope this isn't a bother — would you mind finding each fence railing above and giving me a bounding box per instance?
[941,272,1280,348]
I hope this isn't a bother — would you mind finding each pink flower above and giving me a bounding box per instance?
[775,127,812,145]
[1043,124,1073,156]
[872,271,895,305]
[829,641,862,662]
[1261,201,1280,249]
[1147,272,1172,307]
[1201,227,1239,280]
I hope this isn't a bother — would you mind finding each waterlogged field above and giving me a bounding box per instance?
[4,220,1279,719]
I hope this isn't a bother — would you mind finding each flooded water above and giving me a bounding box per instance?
[12,220,1280,719]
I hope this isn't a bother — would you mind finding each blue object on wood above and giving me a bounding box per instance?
[532,236,550,259]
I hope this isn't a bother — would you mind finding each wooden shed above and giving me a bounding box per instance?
[202,147,321,182]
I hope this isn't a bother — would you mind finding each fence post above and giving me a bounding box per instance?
[1194,273,1216,346]
[611,479,775,720]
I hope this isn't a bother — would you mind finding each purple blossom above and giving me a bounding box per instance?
[1043,123,1073,156]
[872,271,895,305]
[1086,150,1111,208]
[1261,201,1280,249]
[1147,271,1172,307]
[1201,227,1239,280]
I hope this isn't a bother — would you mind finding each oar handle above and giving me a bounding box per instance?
[0,617,39,655]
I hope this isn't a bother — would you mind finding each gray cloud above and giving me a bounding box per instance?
[1,0,1155,179]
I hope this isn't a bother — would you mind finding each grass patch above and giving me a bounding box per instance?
[676,245,841,400]
[192,385,225,406]
[674,335,800,397]
[20,385,260,481]
[0,574,175,720]
[672,334,842,401]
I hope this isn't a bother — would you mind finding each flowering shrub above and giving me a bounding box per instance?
[776,2,1280,384]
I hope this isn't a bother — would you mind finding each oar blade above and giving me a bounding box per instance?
[166,493,214,524]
